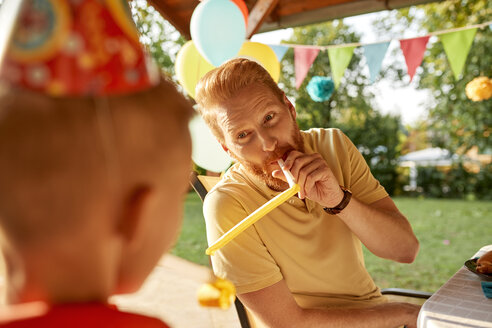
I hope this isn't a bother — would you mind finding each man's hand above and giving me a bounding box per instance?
[272,150,419,263]
[272,150,344,208]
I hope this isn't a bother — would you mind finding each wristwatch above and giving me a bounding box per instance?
[323,185,352,215]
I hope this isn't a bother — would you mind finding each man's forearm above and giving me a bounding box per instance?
[336,196,419,263]
[296,302,419,328]
[255,302,419,328]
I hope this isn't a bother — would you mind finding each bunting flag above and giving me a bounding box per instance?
[440,28,477,80]
[267,20,491,89]
[400,36,430,82]
[269,44,289,61]
[363,42,390,83]
[294,47,319,89]
[328,45,355,89]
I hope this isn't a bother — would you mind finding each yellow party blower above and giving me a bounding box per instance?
[206,159,299,256]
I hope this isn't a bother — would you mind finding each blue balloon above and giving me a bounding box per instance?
[190,0,246,67]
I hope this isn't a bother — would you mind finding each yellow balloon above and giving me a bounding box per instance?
[175,40,215,99]
[237,41,280,83]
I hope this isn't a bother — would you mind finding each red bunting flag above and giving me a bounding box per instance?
[294,47,320,89]
[399,36,430,82]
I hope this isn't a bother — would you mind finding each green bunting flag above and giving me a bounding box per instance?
[327,45,356,89]
[440,28,477,80]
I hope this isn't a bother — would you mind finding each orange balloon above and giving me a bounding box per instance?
[231,0,248,28]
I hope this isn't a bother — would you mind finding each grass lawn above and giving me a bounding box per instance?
[172,193,492,293]
[171,192,210,267]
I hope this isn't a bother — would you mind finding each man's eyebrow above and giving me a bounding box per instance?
[226,126,240,135]
[252,97,281,109]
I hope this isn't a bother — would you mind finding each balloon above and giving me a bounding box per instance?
[231,0,248,28]
[237,42,280,82]
[190,0,246,67]
[175,41,215,99]
[189,113,233,173]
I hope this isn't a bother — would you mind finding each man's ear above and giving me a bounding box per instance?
[117,186,154,246]
[282,93,297,119]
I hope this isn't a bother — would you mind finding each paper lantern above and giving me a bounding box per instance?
[465,76,492,102]
[306,76,334,102]
[237,41,280,82]
[175,41,215,99]
[190,0,246,67]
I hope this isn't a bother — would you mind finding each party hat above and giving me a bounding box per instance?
[0,0,159,96]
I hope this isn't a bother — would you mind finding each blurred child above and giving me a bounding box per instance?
[0,0,194,326]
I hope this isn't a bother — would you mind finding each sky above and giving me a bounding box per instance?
[251,12,432,126]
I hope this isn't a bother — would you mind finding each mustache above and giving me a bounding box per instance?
[264,147,295,164]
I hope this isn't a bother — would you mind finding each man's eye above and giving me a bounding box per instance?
[265,114,274,122]
[238,132,247,139]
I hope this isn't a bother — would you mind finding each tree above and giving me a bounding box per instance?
[374,0,492,154]
[130,0,186,78]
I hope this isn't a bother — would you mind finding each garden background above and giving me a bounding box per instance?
[131,0,492,293]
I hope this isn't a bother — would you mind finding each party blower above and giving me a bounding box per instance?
[206,159,300,256]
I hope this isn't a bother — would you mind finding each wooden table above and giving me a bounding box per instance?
[417,245,492,328]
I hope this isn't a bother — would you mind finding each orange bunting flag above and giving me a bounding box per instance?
[399,36,430,82]
[294,47,319,89]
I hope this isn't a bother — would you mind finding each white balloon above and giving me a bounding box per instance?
[189,113,232,172]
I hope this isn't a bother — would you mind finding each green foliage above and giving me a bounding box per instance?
[374,0,492,153]
[130,0,186,78]
[332,109,403,195]
[416,163,492,200]
[475,163,492,199]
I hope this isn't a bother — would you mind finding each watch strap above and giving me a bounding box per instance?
[323,186,352,215]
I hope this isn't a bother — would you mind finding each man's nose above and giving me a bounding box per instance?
[259,132,277,152]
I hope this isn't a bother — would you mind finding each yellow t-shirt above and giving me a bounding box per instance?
[204,128,389,310]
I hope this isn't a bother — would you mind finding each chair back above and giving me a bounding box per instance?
[189,171,252,328]
[190,173,221,202]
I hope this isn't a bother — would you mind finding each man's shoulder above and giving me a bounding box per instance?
[301,127,345,140]
[301,128,348,154]
[204,166,251,205]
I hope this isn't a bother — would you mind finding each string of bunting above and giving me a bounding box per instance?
[266,21,492,90]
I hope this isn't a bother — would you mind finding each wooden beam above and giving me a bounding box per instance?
[147,0,192,40]
[246,0,279,39]
[257,0,437,33]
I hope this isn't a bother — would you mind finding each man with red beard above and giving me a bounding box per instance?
[195,58,421,328]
